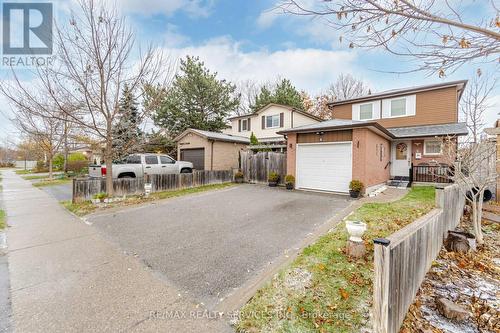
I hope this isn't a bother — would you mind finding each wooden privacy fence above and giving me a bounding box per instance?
[72,170,233,203]
[373,184,465,333]
[240,151,286,184]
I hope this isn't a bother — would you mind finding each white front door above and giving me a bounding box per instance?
[296,142,352,193]
[391,141,411,177]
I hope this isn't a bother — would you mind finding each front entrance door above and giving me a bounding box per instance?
[391,141,411,177]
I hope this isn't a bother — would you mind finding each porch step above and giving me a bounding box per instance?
[387,178,410,188]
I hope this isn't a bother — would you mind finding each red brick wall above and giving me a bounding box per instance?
[286,133,297,177]
[352,128,391,191]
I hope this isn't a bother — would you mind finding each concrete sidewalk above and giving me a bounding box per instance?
[1,170,232,333]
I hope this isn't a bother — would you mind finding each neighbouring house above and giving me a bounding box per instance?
[279,80,469,194]
[223,103,323,151]
[174,128,249,171]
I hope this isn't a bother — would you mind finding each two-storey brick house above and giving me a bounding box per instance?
[279,80,468,194]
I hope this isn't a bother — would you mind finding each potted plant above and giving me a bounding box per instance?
[349,180,364,198]
[234,171,244,183]
[268,172,279,187]
[285,175,295,190]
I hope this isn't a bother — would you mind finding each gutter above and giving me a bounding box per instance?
[277,122,396,139]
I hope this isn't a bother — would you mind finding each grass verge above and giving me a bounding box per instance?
[62,182,236,217]
[23,174,51,180]
[0,210,5,230]
[236,186,436,333]
[33,178,72,187]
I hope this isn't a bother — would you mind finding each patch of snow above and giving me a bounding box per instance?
[283,268,312,293]
[421,305,479,333]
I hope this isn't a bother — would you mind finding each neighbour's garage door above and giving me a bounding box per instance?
[296,142,352,193]
[180,148,205,170]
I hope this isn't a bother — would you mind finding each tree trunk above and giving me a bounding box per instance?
[63,121,69,174]
[48,156,53,180]
[105,135,114,196]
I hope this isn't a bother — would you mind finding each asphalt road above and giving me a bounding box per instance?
[87,184,350,309]
[39,183,72,202]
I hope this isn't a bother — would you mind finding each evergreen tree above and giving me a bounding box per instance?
[112,84,141,159]
[251,78,304,112]
[153,56,240,136]
[249,132,259,145]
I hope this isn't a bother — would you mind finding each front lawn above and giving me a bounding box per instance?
[62,182,236,216]
[0,210,5,230]
[33,178,72,187]
[236,186,436,333]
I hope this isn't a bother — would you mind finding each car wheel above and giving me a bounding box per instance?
[180,168,192,174]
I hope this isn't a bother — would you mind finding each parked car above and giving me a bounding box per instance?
[89,154,193,179]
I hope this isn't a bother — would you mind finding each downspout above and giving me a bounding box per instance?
[210,140,214,171]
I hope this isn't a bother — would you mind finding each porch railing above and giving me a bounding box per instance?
[411,164,453,184]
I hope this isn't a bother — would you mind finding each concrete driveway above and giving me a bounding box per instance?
[87,184,350,310]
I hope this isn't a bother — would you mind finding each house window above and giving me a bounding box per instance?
[241,119,248,131]
[390,98,406,117]
[359,103,373,120]
[424,140,442,155]
[266,115,280,128]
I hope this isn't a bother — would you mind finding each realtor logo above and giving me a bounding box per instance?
[2,2,53,54]
[2,2,53,67]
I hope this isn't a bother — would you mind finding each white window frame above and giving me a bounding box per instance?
[423,140,442,156]
[381,94,416,119]
[266,114,280,128]
[352,101,380,121]
[241,119,248,131]
[390,98,407,117]
[359,103,374,120]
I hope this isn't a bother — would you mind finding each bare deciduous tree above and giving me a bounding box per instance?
[461,72,498,143]
[328,73,370,101]
[443,137,497,245]
[278,0,500,74]
[1,0,171,195]
[14,105,65,180]
[234,80,261,116]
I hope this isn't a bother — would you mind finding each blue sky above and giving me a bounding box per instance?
[0,0,498,140]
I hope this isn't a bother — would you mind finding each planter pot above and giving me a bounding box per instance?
[268,181,278,187]
[235,178,244,184]
[345,220,367,243]
[349,190,360,198]
[286,183,294,190]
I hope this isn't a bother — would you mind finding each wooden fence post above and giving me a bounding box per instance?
[373,238,391,333]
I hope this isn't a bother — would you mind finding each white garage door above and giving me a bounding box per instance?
[296,142,352,193]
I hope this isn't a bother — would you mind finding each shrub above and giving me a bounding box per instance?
[234,171,244,178]
[53,153,65,170]
[285,174,295,184]
[35,160,47,173]
[68,152,88,162]
[268,172,279,182]
[93,192,108,200]
[349,180,364,192]
[67,160,88,174]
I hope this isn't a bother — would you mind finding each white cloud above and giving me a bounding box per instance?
[256,10,280,29]
[119,0,214,18]
[164,37,358,93]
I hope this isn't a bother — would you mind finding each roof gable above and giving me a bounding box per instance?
[228,103,323,122]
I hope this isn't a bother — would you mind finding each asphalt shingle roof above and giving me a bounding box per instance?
[387,123,468,138]
[189,129,250,143]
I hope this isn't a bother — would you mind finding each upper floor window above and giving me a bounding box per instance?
[359,104,373,120]
[390,98,406,117]
[241,119,249,131]
[424,140,442,155]
[266,114,280,128]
